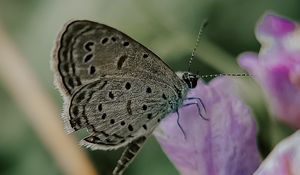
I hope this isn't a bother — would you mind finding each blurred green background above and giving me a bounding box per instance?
[0,0,299,175]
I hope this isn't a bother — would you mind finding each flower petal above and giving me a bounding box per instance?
[154,78,261,175]
[256,12,299,58]
[239,12,300,128]
[238,52,259,75]
[253,131,300,175]
[257,13,296,39]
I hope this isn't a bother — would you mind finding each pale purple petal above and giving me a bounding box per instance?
[257,13,296,38]
[154,78,261,175]
[239,13,300,128]
[255,13,299,60]
[253,131,300,175]
[238,52,259,75]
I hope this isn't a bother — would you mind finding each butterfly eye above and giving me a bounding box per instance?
[182,72,198,88]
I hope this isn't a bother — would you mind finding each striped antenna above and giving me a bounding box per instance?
[188,19,208,72]
[199,73,252,79]
[188,20,252,79]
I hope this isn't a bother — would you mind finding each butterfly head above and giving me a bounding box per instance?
[182,72,199,89]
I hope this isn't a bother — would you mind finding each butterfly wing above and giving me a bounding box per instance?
[69,77,175,150]
[52,20,185,97]
[52,20,189,150]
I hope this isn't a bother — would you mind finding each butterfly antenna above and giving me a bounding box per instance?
[199,73,253,78]
[188,19,208,72]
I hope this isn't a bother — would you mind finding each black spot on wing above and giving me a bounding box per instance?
[126,100,132,115]
[117,55,128,70]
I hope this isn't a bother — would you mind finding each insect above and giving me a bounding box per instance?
[52,20,205,175]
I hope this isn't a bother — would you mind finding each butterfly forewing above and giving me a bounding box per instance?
[53,20,185,97]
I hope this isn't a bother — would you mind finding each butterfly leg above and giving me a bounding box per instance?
[182,100,208,120]
[176,111,186,139]
[185,97,207,113]
[176,97,208,140]
[113,136,147,175]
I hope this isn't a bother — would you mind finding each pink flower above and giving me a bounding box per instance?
[239,13,300,128]
[154,78,261,175]
[253,131,300,175]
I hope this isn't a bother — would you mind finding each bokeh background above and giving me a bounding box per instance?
[0,0,299,175]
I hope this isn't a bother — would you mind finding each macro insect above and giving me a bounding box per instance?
[52,20,207,175]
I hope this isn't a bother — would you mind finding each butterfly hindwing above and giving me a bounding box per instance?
[67,77,176,150]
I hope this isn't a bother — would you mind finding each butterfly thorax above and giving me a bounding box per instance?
[168,97,184,113]
[167,72,199,113]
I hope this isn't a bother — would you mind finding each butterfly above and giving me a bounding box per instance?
[52,20,201,175]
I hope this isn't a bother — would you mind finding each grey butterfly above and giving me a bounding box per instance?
[52,20,200,175]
